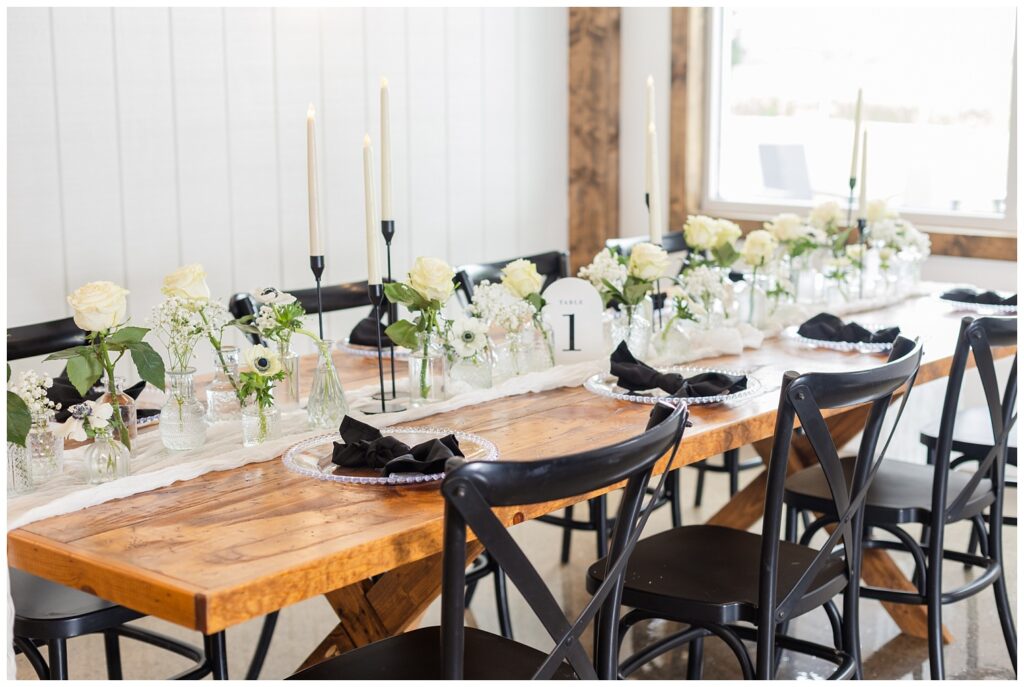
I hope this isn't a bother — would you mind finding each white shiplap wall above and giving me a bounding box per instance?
[8,7,568,371]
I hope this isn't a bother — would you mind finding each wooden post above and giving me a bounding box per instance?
[668,7,705,228]
[568,8,621,273]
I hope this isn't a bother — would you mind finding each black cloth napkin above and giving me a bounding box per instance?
[609,341,748,398]
[349,308,395,348]
[332,415,464,476]
[48,368,151,423]
[940,287,1016,306]
[797,313,900,344]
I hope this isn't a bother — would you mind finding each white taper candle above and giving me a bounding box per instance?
[857,130,869,220]
[363,135,382,285]
[306,104,322,256]
[645,75,654,197]
[648,122,663,244]
[380,77,392,222]
[850,88,863,182]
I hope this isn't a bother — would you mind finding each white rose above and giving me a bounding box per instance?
[740,229,777,267]
[500,258,544,299]
[865,199,891,223]
[764,213,808,242]
[713,219,743,248]
[253,286,297,306]
[162,264,210,300]
[408,256,455,303]
[628,242,670,281]
[67,281,129,332]
[683,215,718,250]
[845,243,865,261]
[809,201,843,230]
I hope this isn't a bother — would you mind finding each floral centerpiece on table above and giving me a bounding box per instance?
[682,215,742,271]
[862,202,931,271]
[500,259,555,367]
[44,281,166,453]
[443,315,493,392]
[808,201,852,257]
[11,370,60,431]
[60,400,114,442]
[738,229,779,324]
[662,265,737,339]
[239,344,286,445]
[764,213,823,263]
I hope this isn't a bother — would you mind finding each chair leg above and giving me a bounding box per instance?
[667,470,683,528]
[694,462,707,507]
[725,448,740,496]
[465,578,480,607]
[989,512,1017,674]
[47,638,69,680]
[925,536,945,680]
[560,505,574,564]
[204,632,229,680]
[686,636,704,680]
[593,496,609,559]
[492,564,514,640]
[245,611,279,680]
[14,637,50,680]
[103,630,123,680]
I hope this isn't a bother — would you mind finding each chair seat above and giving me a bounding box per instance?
[11,569,142,640]
[784,457,995,525]
[920,406,1017,464]
[586,525,847,625]
[288,626,577,680]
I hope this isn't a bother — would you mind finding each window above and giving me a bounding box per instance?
[704,7,1017,232]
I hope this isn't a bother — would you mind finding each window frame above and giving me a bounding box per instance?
[700,7,1017,235]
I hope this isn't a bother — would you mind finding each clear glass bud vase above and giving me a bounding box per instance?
[611,298,653,357]
[8,442,32,495]
[408,335,446,407]
[86,427,130,484]
[242,402,281,447]
[446,349,494,396]
[307,342,348,429]
[207,346,242,422]
[276,344,301,411]
[27,411,63,482]
[98,377,137,454]
[160,368,207,450]
[526,320,556,372]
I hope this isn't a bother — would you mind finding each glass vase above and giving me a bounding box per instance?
[242,403,281,447]
[408,336,446,407]
[610,299,653,357]
[276,344,301,411]
[526,320,556,373]
[160,368,207,451]
[8,442,32,495]
[27,411,63,482]
[207,345,242,422]
[98,377,138,454]
[307,342,349,429]
[491,330,531,383]
[446,351,494,396]
[85,428,130,484]
[741,272,771,328]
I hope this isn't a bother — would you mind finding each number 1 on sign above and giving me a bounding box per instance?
[562,313,579,351]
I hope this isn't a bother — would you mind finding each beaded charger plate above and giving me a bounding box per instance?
[337,339,411,360]
[783,326,895,354]
[282,426,499,486]
[936,294,1016,316]
[584,365,762,406]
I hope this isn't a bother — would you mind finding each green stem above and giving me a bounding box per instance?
[201,310,242,400]
[98,339,131,453]
[748,266,758,325]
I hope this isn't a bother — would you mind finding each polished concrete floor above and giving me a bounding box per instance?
[14,460,1017,680]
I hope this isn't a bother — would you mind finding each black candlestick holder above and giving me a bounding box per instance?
[359,283,406,415]
[309,255,325,339]
[857,218,867,300]
[371,219,399,403]
[846,177,856,230]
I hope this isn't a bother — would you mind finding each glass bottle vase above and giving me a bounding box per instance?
[526,320,556,373]
[98,377,138,454]
[610,299,653,357]
[242,402,281,447]
[85,428,131,484]
[408,336,447,407]
[207,345,242,423]
[8,442,32,495]
[446,350,494,396]
[307,342,349,429]
[27,411,63,482]
[160,368,207,450]
[276,344,301,411]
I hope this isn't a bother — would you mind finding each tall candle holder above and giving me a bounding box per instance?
[359,284,406,415]
[377,219,398,402]
[309,255,325,339]
[857,218,867,300]
[846,177,856,230]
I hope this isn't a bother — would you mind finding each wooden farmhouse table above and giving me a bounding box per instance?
[8,292,1013,675]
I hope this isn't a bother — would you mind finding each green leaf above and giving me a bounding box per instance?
[383,282,424,309]
[233,323,261,335]
[384,319,421,350]
[7,390,31,447]
[712,243,739,268]
[525,292,545,313]
[67,354,103,396]
[127,341,166,391]
[106,326,148,345]
[43,345,96,361]
[623,276,652,305]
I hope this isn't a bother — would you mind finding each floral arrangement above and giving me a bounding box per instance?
[808,201,852,256]
[239,344,286,438]
[12,370,59,426]
[469,281,534,332]
[682,215,742,270]
[44,281,166,452]
[61,400,114,442]
[865,203,931,270]
[674,265,736,327]
[578,243,669,313]
[445,316,490,361]
[578,248,628,306]
[252,287,308,352]
[499,259,554,364]
[764,213,823,260]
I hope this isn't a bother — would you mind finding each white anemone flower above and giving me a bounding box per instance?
[61,400,113,441]
[253,287,297,306]
[448,317,490,358]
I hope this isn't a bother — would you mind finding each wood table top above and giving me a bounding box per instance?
[7,294,1012,633]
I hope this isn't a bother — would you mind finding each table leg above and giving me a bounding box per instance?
[705,407,951,643]
[298,542,483,673]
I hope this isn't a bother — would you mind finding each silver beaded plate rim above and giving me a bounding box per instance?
[584,365,764,406]
[282,426,499,486]
[337,339,411,360]
[783,326,895,353]
[936,295,1016,315]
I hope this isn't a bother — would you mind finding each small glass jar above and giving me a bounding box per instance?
[8,442,33,495]
[740,272,771,328]
[446,350,494,396]
[610,298,653,357]
[408,334,447,407]
[206,346,242,422]
[85,427,130,484]
[27,411,63,482]
[242,402,281,447]
[491,330,531,383]
[98,377,138,453]
[160,368,207,450]
[276,344,301,411]
[307,342,348,429]
[526,320,556,372]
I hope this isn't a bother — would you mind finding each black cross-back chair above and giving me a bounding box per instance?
[785,316,1017,679]
[8,317,87,360]
[453,250,568,306]
[589,336,923,679]
[605,231,687,257]
[289,401,690,680]
[229,281,373,345]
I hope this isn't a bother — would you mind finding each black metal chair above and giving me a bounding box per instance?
[229,281,373,345]
[692,447,763,507]
[453,250,568,305]
[605,231,688,257]
[289,401,690,680]
[784,317,1017,679]
[588,336,923,679]
[7,317,87,360]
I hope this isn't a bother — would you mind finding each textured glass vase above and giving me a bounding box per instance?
[610,299,653,357]
[446,352,493,396]
[98,377,138,453]
[27,411,63,482]
[160,369,207,450]
[276,345,301,411]
[206,346,242,422]
[8,442,32,495]
[86,428,131,484]
[307,342,348,429]
[242,403,281,447]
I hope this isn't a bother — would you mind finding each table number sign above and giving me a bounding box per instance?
[542,278,605,364]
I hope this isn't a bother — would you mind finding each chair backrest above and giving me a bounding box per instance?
[439,401,690,679]
[454,250,568,304]
[929,316,1017,526]
[8,317,86,360]
[757,336,923,675]
[605,231,687,257]
[228,282,374,345]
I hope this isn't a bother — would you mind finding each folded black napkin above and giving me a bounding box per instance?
[332,415,464,476]
[349,308,395,348]
[609,341,748,397]
[797,313,900,344]
[940,287,1016,306]
[48,368,151,423]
